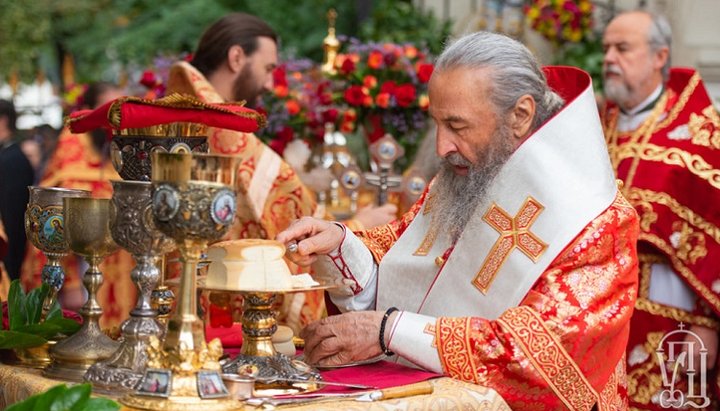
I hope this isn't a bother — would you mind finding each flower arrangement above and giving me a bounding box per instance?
[328,39,433,169]
[524,0,594,44]
[257,40,434,171]
[256,59,355,156]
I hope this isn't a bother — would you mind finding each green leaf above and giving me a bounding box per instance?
[15,317,80,340]
[8,280,27,330]
[45,301,63,321]
[4,383,120,411]
[50,383,89,411]
[25,284,50,325]
[83,398,120,411]
[0,330,48,349]
[4,383,66,411]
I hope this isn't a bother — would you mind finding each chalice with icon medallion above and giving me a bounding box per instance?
[121,152,240,411]
[24,186,91,322]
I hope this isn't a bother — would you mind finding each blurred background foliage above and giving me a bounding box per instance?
[0,0,450,87]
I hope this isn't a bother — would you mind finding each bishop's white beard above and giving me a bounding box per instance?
[428,124,515,243]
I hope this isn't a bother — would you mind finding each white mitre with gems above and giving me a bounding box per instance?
[376,66,618,367]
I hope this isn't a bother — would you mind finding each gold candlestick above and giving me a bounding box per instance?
[321,8,340,74]
[121,152,240,411]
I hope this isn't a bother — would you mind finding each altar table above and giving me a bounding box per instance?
[0,363,510,410]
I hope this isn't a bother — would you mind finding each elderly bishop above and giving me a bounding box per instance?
[278,32,639,410]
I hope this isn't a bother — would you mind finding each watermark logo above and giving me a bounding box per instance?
[656,323,710,408]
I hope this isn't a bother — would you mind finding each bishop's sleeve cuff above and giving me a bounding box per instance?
[387,311,443,373]
[311,224,377,303]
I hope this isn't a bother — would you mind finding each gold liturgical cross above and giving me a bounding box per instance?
[473,197,547,294]
[423,323,437,348]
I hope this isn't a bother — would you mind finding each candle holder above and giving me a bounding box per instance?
[84,180,176,393]
[121,152,240,411]
[44,198,119,381]
[24,186,91,321]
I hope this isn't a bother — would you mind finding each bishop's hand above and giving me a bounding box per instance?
[300,311,385,366]
[276,217,344,266]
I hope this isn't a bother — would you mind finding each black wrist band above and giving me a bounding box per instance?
[379,306,399,356]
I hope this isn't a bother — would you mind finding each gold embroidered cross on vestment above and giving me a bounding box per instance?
[423,323,437,348]
[473,196,548,294]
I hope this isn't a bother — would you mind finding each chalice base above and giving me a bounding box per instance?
[5,341,55,369]
[84,317,164,393]
[120,373,243,411]
[43,329,120,382]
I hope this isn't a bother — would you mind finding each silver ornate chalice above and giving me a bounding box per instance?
[84,180,175,393]
[110,123,209,182]
[24,186,91,321]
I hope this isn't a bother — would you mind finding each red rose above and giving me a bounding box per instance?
[268,139,287,155]
[276,126,294,142]
[272,66,288,87]
[340,58,356,75]
[365,114,386,143]
[379,81,397,96]
[344,85,366,106]
[394,83,417,107]
[139,70,158,89]
[322,108,339,124]
[417,64,434,83]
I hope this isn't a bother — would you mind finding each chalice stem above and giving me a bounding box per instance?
[163,244,204,353]
[82,256,105,321]
[40,255,65,321]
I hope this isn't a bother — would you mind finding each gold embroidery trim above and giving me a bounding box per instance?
[423,192,436,215]
[473,197,547,294]
[613,143,720,190]
[689,105,720,149]
[635,297,720,329]
[641,233,720,315]
[414,228,437,256]
[497,306,599,410]
[436,317,481,384]
[424,323,437,348]
[638,256,653,299]
[626,188,720,243]
[656,72,701,131]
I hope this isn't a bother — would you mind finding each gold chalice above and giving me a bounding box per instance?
[84,180,176,393]
[24,186,91,320]
[121,152,240,411]
[43,198,120,381]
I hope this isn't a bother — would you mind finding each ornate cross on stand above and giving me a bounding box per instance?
[365,134,403,206]
[473,196,547,294]
[339,164,364,214]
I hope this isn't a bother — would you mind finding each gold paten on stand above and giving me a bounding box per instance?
[212,284,331,391]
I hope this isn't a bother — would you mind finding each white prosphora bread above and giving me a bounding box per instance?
[205,239,317,291]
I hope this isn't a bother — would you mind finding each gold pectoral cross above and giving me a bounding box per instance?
[473,197,547,294]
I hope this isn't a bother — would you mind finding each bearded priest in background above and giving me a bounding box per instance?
[279,32,639,410]
[601,10,720,409]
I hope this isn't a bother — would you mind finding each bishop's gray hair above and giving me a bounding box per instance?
[435,31,564,132]
[645,11,672,81]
